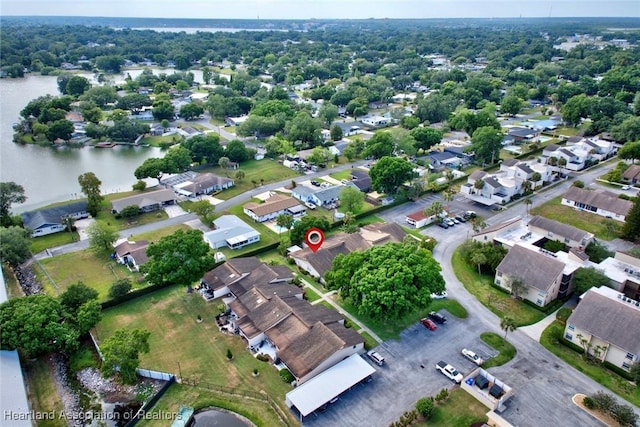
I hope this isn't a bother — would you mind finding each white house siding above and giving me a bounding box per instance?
[495,274,558,307]
[293,258,321,279]
[32,224,66,237]
[564,326,637,370]
[561,198,627,222]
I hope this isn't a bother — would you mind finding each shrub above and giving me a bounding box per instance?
[556,307,572,324]
[435,388,449,402]
[610,402,639,426]
[108,278,132,299]
[582,396,595,409]
[132,180,147,191]
[120,205,141,218]
[279,369,295,383]
[226,348,233,360]
[416,397,435,419]
[590,391,616,412]
[256,353,270,362]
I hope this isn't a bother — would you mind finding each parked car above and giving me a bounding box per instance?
[428,311,447,324]
[421,318,437,330]
[451,217,460,224]
[437,222,449,229]
[311,180,321,186]
[463,210,477,219]
[305,202,316,210]
[462,348,484,366]
[445,218,456,227]
[622,185,630,190]
[436,360,464,383]
[430,291,448,299]
[366,350,385,366]
[455,215,466,223]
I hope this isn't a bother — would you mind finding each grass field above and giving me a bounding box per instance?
[200,159,299,200]
[139,135,178,147]
[480,332,517,368]
[415,388,488,426]
[29,231,78,255]
[329,170,352,181]
[23,357,67,427]
[540,320,640,407]
[530,196,621,240]
[451,247,545,326]
[95,285,298,426]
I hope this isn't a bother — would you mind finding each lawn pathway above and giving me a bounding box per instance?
[300,276,383,344]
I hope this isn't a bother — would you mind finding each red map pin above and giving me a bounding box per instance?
[304,228,325,253]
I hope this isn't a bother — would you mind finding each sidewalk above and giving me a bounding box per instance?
[519,299,576,342]
[298,276,383,344]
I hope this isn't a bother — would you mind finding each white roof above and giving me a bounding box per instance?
[285,353,375,417]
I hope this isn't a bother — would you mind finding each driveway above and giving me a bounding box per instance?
[164,205,188,218]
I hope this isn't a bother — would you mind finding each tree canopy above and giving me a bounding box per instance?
[0,181,26,227]
[0,226,31,267]
[290,216,330,246]
[369,156,417,194]
[78,172,103,217]
[101,328,150,385]
[143,229,215,286]
[325,242,445,319]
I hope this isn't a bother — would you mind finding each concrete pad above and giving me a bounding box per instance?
[74,218,95,241]
[254,191,277,201]
[321,176,342,185]
[200,195,225,205]
[164,205,188,218]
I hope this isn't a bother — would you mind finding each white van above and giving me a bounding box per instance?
[367,350,385,366]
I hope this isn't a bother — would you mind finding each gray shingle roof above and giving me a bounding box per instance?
[568,289,640,355]
[21,201,88,230]
[563,187,633,216]
[496,244,565,292]
[111,189,176,212]
[527,215,592,244]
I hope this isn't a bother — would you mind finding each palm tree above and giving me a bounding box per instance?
[470,251,487,275]
[443,189,455,211]
[424,201,444,223]
[474,178,485,192]
[500,316,517,339]
[235,170,245,182]
[524,197,533,215]
[471,215,487,233]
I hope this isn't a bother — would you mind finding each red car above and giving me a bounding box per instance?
[421,318,437,331]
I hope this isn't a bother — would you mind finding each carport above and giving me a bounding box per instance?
[285,353,375,420]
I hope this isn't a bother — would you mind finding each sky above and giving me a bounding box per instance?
[1,0,639,19]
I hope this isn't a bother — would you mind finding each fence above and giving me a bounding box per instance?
[124,373,176,427]
[137,368,175,382]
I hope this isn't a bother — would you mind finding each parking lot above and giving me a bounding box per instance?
[304,310,496,426]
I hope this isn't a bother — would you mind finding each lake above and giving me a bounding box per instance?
[0,74,164,213]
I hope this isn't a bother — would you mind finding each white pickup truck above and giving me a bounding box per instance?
[436,360,463,383]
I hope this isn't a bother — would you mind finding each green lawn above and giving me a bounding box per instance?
[480,332,517,368]
[303,287,322,302]
[23,356,67,427]
[137,383,287,427]
[36,249,147,300]
[415,388,488,426]
[30,231,79,255]
[139,135,178,147]
[130,224,191,242]
[95,285,298,426]
[451,247,545,326]
[329,170,352,181]
[95,209,170,232]
[200,159,299,200]
[540,320,640,407]
[333,295,468,341]
[530,196,621,240]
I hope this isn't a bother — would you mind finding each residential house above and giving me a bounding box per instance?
[507,127,540,144]
[595,251,640,301]
[429,151,462,170]
[565,286,640,372]
[203,215,260,250]
[350,169,372,192]
[527,215,594,248]
[495,244,572,307]
[561,187,632,222]
[292,182,359,209]
[361,115,390,127]
[173,173,234,197]
[622,165,640,185]
[111,189,177,214]
[542,137,616,171]
[207,260,364,385]
[149,123,164,136]
[291,222,406,281]
[333,122,362,137]
[443,145,474,165]
[243,195,306,223]
[405,210,436,228]
[21,201,90,238]
[472,216,524,244]
[113,240,149,271]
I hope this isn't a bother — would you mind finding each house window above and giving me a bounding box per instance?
[622,362,631,370]
[536,299,543,306]
[495,279,501,285]
[626,352,635,360]
[564,238,570,244]
[497,271,503,277]
[565,333,573,340]
[568,324,575,331]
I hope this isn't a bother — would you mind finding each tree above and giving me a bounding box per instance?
[370,156,417,194]
[622,198,640,241]
[180,102,205,120]
[410,127,442,151]
[101,328,151,385]
[65,75,91,97]
[109,278,132,299]
[290,216,330,246]
[284,112,322,147]
[87,222,118,252]
[120,205,140,219]
[318,103,339,127]
[190,200,215,223]
[619,141,640,164]
[0,182,26,227]
[471,215,487,233]
[276,214,294,240]
[469,251,487,275]
[0,295,80,357]
[218,156,230,170]
[325,242,445,319]
[509,276,528,299]
[0,226,31,267]
[341,211,358,234]
[363,131,395,160]
[330,125,343,141]
[339,186,365,213]
[468,126,503,165]
[225,140,250,162]
[45,119,74,142]
[307,147,331,166]
[152,100,175,121]
[500,316,517,339]
[416,398,435,419]
[630,362,640,386]
[135,157,166,184]
[144,229,214,286]
[60,282,98,313]
[78,172,103,217]
[425,200,444,224]
[572,267,611,295]
[500,95,524,116]
[235,170,245,182]
[585,240,614,264]
[443,188,455,211]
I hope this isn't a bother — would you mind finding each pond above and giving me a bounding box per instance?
[189,409,255,427]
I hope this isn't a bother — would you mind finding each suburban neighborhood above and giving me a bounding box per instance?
[1,12,640,427]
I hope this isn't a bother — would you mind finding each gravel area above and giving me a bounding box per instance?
[50,354,83,427]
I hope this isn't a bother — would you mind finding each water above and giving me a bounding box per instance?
[190,409,253,427]
[0,74,163,212]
